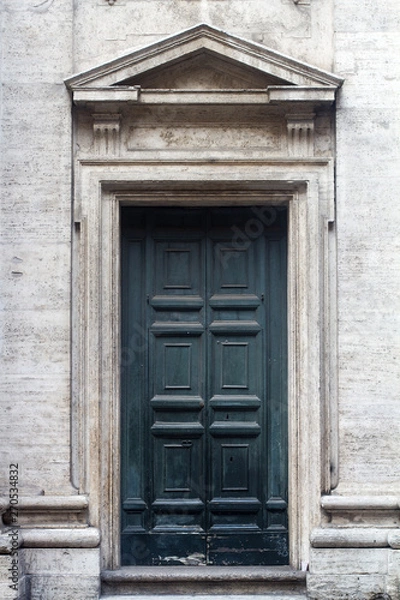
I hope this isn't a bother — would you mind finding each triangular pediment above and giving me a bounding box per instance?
[65,24,343,92]
[117,50,290,90]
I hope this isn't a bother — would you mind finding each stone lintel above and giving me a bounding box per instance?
[137,87,335,105]
[73,87,335,107]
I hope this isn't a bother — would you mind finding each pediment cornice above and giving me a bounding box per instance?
[65,23,343,107]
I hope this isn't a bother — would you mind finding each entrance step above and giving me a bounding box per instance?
[101,567,307,597]
[102,596,308,600]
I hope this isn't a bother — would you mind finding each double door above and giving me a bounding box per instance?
[121,206,288,566]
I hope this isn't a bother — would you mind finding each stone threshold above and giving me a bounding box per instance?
[102,566,306,582]
[101,596,308,600]
[101,567,307,596]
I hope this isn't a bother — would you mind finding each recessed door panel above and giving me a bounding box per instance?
[153,337,201,396]
[155,240,202,294]
[121,206,288,566]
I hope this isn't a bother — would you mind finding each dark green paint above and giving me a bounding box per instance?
[121,207,288,566]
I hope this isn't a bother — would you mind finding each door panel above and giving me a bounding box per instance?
[121,206,288,566]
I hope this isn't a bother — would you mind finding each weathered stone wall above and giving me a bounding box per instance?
[334,0,400,496]
[73,0,333,72]
[1,0,74,495]
[304,4,400,594]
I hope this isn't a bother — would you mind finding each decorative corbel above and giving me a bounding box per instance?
[286,113,315,157]
[92,113,121,157]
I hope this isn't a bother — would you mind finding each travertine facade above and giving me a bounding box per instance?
[0,0,399,599]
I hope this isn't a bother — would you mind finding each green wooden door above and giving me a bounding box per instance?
[121,206,288,566]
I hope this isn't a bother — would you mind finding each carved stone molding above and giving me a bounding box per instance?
[320,495,400,527]
[321,495,400,512]
[311,527,396,548]
[1,495,89,528]
[93,113,121,156]
[21,527,100,548]
[286,113,315,157]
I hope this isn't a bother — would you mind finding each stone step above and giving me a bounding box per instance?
[101,596,308,600]
[101,567,307,597]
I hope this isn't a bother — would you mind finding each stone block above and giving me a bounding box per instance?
[0,534,13,555]
[310,548,389,575]
[388,550,400,600]
[29,575,99,600]
[24,547,100,575]
[0,582,21,600]
[0,564,28,600]
[307,574,387,600]
[0,553,20,581]
[0,556,10,580]
[1,308,70,376]
[1,244,71,312]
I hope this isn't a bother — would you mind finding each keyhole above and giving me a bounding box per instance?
[230,456,233,462]
[226,414,229,420]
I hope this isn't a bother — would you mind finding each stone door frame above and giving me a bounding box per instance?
[71,160,338,571]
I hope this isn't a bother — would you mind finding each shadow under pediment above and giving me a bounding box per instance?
[116,49,292,90]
